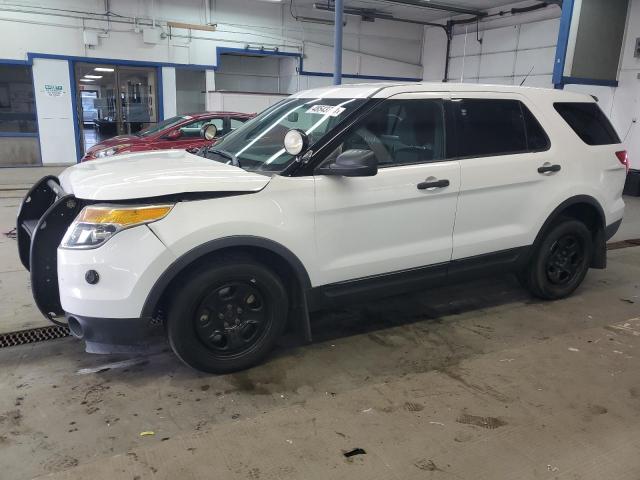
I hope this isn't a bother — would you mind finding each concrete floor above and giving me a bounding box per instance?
[0,166,639,479]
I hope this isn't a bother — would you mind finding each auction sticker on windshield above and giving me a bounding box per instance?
[306,105,346,117]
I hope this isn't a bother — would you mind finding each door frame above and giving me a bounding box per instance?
[72,61,163,159]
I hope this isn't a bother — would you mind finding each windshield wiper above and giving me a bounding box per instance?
[208,148,241,168]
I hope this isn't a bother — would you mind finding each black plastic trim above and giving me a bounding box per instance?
[308,246,530,311]
[606,219,622,241]
[65,313,159,348]
[30,194,84,321]
[17,175,60,271]
[140,235,312,318]
[532,194,607,269]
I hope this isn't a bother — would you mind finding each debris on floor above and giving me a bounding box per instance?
[343,448,366,458]
[139,431,155,437]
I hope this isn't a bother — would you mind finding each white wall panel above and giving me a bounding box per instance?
[161,67,177,119]
[518,18,560,49]
[481,26,519,54]
[31,58,77,165]
[479,51,516,78]
[514,47,555,75]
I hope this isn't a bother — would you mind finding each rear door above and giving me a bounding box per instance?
[313,93,461,286]
[450,93,557,261]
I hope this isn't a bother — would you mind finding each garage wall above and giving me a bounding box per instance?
[422,3,561,86]
[0,0,422,81]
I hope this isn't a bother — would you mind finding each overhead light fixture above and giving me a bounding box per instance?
[94,67,114,72]
[79,79,95,82]
[84,75,103,79]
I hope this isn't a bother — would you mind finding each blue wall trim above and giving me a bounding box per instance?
[561,76,619,88]
[553,0,575,89]
[0,58,29,65]
[26,52,215,70]
[0,132,39,138]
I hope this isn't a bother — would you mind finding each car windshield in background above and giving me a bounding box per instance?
[206,97,367,172]
[137,115,190,137]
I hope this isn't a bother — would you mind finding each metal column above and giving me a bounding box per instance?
[333,0,343,85]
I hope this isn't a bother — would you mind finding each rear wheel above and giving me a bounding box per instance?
[520,219,593,300]
[167,258,288,373]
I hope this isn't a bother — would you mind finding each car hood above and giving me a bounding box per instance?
[59,149,270,201]
[86,135,143,153]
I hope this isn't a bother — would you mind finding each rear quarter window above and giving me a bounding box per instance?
[554,102,620,145]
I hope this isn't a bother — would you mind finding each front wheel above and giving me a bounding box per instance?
[167,258,288,373]
[520,219,593,300]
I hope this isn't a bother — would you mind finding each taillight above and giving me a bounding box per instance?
[616,150,629,172]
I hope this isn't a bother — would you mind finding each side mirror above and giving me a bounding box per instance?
[316,149,377,177]
[200,123,218,141]
[166,128,182,140]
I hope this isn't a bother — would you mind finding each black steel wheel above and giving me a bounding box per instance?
[167,257,288,373]
[520,218,593,300]
[194,281,270,358]
[545,234,585,286]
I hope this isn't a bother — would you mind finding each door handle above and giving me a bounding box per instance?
[538,163,561,174]
[417,178,450,190]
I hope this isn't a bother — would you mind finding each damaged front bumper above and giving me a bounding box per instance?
[17,176,84,323]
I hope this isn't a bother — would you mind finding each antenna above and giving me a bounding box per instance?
[520,65,535,86]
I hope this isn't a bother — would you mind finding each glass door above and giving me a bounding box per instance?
[117,66,157,136]
[75,63,158,155]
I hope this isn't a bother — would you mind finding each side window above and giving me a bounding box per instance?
[554,102,620,145]
[230,118,247,131]
[325,99,446,167]
[454,99,526,157]
[522,104,550,151]
[180,118,223,138]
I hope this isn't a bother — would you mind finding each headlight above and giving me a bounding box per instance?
[95,144,130,158]
[61,204,173,249]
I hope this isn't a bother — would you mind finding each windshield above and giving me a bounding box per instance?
[137,115,189,137]
[205,97,367,172]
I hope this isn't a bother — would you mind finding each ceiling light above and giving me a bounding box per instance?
[84,75,103,79]
[79,78,94,82]
[94,67,114,72]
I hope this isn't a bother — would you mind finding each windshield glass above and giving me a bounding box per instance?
[137,115,189,137]
[206,97,367,172]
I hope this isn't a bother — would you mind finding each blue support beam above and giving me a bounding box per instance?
[333,0,344,85]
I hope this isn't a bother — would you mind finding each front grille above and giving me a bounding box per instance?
[0,325,70,348]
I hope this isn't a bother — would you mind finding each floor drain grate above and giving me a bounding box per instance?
[0,325,70,348]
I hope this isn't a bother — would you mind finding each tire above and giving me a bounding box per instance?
[166,257,288,373]
[521,219,593,300]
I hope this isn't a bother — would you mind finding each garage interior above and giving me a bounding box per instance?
[1,0,640,478]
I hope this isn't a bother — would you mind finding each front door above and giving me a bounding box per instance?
[313,93,460,286]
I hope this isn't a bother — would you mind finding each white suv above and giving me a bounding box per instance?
[18,83,627,373]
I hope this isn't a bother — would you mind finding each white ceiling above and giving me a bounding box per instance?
[291,0,540,23]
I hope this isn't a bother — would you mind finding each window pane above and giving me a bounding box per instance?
[522,105,550,151]
[455,99,526,157]
[230,118,246,131]
[554,102,620,145]
[330,99,446,167]
[0,65,37,134]
[180,118,223,137]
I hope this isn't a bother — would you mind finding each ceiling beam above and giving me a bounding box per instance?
[378,0,487,17]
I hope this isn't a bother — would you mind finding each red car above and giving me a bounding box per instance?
[81,112,254,161]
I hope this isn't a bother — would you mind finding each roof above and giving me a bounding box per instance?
[291,82,594,103]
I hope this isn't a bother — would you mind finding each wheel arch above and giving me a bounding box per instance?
[142,236,313,341]
[533,195,607,268]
